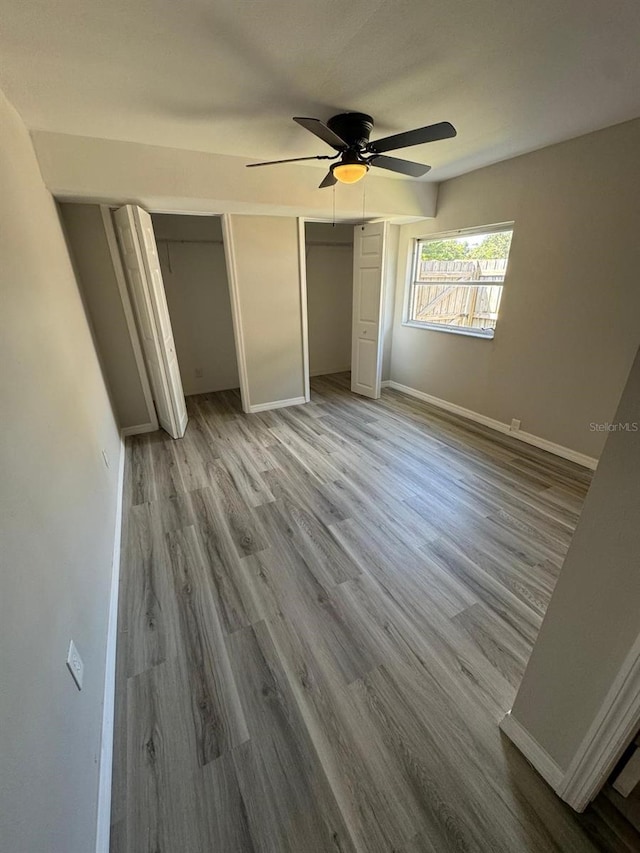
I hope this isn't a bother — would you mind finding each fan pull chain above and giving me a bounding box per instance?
[362,183,366,227]
[332,184,336,227]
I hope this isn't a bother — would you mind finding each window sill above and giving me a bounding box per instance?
[401,320,495,340]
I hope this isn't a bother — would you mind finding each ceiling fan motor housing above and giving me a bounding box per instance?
[327,112,374,151]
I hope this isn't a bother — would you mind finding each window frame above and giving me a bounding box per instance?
[402,222,514,340]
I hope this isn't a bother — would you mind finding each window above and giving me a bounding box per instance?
[405,226,513,339]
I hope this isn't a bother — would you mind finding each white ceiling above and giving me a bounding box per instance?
[2,0,640,181]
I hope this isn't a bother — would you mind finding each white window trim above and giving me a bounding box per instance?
[402,221,514,340]
[402,319,496,339]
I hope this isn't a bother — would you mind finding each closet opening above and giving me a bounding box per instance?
[303,221,354,387]
[152,213,240,399]
[60,204,242,438]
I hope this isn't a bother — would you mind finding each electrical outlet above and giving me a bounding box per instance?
[101,449,110,469]
[510,418,521,432]
[66,640,84,691]
[194,367,203,379]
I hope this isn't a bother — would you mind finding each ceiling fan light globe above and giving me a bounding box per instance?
[332,162,369,184]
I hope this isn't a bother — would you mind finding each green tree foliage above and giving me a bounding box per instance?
[421,239,470,260]
[468,231,512,260]
[421,231,512,261]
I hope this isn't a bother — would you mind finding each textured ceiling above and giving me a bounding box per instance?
[1,0,640,181]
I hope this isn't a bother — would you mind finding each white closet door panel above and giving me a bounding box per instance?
[351,221,387,399]
[113,205,187,438]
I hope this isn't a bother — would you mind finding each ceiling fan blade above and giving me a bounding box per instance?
[247,154,333,168]
[368,121,457,154]
[369,155,431,177]
[319,170,337,188]
[293,117,348,150]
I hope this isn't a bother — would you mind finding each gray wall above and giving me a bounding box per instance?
[511,347,640,770]
[0,89,122,852]
[305,223,353,377]
[389,118,640,459]
[227,215,305,407]
[60,203,150,428]
[153,214,239,396]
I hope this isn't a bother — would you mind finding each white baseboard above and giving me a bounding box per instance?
[95,436,126,853]
[500,712,564,791]
[383,381,597,470]
[381,379,392,388]
[248,396,306,414]
[121,422,156,436]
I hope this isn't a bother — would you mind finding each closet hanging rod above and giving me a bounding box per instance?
[306,241,353,248]
[155,238,224,245]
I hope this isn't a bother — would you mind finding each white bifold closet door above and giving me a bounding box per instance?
[351,221,388,399]
[113,204,188,439]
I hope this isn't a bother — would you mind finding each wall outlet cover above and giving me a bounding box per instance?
[510,418,521,432]
[195,368,203,379]
[66,639,84,690]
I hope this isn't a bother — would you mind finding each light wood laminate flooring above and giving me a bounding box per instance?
[110,373,640,852]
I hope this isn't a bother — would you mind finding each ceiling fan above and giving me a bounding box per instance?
[246,112,456,188]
